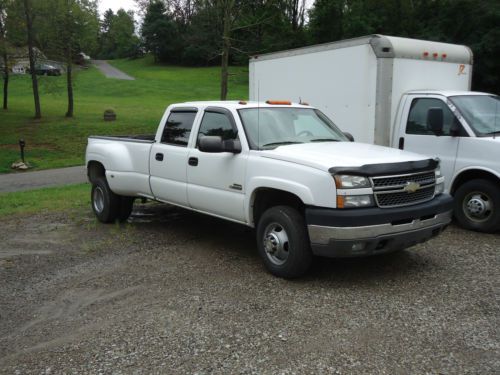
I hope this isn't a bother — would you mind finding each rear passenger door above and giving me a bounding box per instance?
[150,108,198,206]
[187,107,247,222]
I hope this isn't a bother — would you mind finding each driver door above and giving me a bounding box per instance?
[187,107,248,222]
[398,95,467,191]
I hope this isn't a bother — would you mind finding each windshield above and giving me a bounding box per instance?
[450,95,500,136]
[237,107,348,150]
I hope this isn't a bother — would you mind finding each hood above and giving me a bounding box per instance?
[259,142,430,171]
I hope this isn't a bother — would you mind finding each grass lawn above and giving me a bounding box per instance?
[0,183,89,217]
[0,56,248,173]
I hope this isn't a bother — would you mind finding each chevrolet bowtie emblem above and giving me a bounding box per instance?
[404,181,420,193]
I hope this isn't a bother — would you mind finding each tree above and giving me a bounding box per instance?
[22,0,41,119]
[141,0,180,63]
[38,0,100,117]
[98,8,140,59]
[0,0,9,110]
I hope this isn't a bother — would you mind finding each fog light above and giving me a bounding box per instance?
[351,242,366,252]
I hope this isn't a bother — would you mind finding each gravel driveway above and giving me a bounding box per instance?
[0,202,498,374]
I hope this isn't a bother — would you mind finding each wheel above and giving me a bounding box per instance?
[454,179,500,233]
[91,177,120,223]
[256,205,312,278]
[118,197,135,222]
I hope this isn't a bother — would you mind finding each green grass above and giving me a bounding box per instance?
[0,56,249,173]
[0,183,90,217]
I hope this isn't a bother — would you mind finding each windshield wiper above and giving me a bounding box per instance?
[310,138,340,142]
[261,141,303,148]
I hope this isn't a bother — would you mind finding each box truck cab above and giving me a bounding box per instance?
[249,35,500,233]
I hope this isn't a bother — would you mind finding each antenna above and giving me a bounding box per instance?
[257,80,260,149]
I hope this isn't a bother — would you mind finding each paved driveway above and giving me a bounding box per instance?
[0,166,87,193]
[92,60,135,80]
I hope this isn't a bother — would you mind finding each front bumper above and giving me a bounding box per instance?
[306,194,453,257]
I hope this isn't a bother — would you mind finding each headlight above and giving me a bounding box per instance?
[334,174,371,189]
[337,194,374,208]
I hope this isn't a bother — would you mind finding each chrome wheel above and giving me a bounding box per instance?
[93,186,105,214]
[463,191,492,223]
[262,222,290,266]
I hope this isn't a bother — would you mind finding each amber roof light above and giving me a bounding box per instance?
[266,100,291,105]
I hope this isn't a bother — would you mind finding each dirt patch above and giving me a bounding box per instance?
[0,204,498,374]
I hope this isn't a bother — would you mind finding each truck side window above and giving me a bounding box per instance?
[161,111,197,146]
[406,98,463,136]
[197,111,238,146]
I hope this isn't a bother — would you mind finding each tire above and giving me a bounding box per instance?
[454,179,500,233]
[91,177,120,223]
[118,197,135,222]
[256,205,312,278]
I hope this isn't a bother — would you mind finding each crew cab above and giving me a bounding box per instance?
[86,101,453,278]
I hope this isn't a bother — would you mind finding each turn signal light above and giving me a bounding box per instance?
[266,100,291,105]
[336,195,345,209]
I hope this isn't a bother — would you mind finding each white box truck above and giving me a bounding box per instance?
[249,34,500,233]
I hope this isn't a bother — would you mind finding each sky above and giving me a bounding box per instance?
[98,0,139,16]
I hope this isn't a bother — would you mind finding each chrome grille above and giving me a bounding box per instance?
[372,171,436,190]
[371,171,436,208]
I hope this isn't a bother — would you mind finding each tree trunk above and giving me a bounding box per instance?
[23,0,41,119]
[220,1,232,101]
[2,52,7,110]
[65,62,73,117]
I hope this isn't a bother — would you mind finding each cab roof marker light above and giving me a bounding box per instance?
[433,52,438,58]
[266,100,291,105]
[423,51,429,57]
[238,100,247,105]
[442,53,447,59]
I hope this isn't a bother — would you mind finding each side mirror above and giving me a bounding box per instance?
[449,118,461,137]
[199,136,241,154]
[343,132,355,142]
[223,139,242,154]
[427,107,444,136]
[199,136,224,153]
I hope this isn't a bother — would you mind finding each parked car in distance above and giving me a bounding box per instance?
[86,100,453,278]
[33,63,61,76]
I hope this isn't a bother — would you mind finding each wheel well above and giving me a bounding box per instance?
[451,170,500,195]
[252,188,305,226]
[87,161,105,184]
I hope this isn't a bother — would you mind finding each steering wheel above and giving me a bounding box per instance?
[297,130,313,137]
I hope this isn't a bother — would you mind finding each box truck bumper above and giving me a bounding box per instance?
[306,194,453,257]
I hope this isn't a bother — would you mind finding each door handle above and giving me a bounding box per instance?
[155,153,164,161]
[188,157,198,166]
[398,137,405,150]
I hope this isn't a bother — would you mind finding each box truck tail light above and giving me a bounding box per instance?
[266,100,291,105]
[442,53,447,59]
[433,52,438,58]
[423,51,429,57]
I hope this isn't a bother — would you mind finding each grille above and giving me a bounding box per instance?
[371,170,436,208]
[372,171,436,190]
[375,186,435,208]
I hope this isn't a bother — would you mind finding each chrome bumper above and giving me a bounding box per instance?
[307,211,452,258]
[308,211,452,244]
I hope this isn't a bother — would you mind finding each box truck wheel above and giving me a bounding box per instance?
[91,177,121,223]
[454,179,500,233]
[256,205,312,278]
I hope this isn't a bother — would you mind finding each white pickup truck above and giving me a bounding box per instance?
[86,101,453,278]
